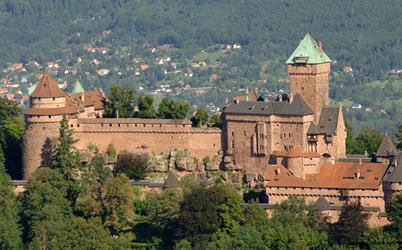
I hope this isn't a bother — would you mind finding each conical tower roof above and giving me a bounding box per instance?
[377,134,398,157]
[72,80,85,93]
[30,73,65,97]
[287,33,331,65]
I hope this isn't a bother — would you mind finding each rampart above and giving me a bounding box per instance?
[72,118,222,159]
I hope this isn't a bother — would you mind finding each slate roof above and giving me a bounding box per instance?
[383,152,402,183]
[308,106,340,136]
[30,73,65,98]
[314,196,333,210]
[286,33,331,65]
[164,172,179,189]
[222,94,313,116]
[376,134,398,157]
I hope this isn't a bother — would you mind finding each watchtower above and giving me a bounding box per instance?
[287,34,331,121]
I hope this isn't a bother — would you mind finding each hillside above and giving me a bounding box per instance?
[0,0,401,134]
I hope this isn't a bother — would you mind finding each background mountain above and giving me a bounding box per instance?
[0,0,401,134]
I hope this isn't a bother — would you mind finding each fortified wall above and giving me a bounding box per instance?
[71,118,221,159]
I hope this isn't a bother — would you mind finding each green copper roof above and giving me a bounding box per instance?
[72,80,85,93]
[286,33,331,65]
[28,83,37,95]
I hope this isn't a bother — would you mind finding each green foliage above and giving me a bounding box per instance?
[330,202,369,246]
[101,173,135,235]
[0,97,24,178]
[175,184,242,244]
[115,153,149,180]
[106,84,135,118]
[174,239,192,250]
[387,192,402,229]
[51,116,80,179]
[361,228,398,250]
[207,114,222,128]
[158,97,189,119]
[137,95,156,118]
[51,217,114,250]
[20,168,72,247]
[106,144,117,159]
[0,153,23,250]
[345,122,357,154]
[192,107,209,127]
[396,125,402,150]
[354,128,383,155]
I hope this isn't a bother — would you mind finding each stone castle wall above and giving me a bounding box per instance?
[223,113,314,172]
[22,121,60,179]
[288,63,330,121]
[72,118,221,160]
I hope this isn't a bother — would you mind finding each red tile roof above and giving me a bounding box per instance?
[30,74,65,98]
[70,89,105,110]
[266,162,388,189]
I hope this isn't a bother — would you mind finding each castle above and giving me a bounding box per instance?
[22,34,401,226]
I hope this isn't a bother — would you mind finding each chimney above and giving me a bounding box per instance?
[278,95,282,102]
[289,93,294,103]
[355,169,361,179]
[318,41,323,51]
[275,168,281,175]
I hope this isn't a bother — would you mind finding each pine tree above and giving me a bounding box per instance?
[330,202,369,246]
[52,115,80,179]
[0,145,23,250]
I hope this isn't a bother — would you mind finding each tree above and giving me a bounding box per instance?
[0,146,23,250]
[101,173,135,235]
[51,217,114,250]
[175,184,242,244]
[105,84,135,118]
[207,114,222,128]
[137,95,156,118]
[192,107,208,127]
[396,125,402,150]
[345,122,357,154]
[355,128,383,155]
[20,168,72,247]
[143,188,181,232]
[330,202,369,246]
[0,97,24,179]
[52,116,80,179]
[158,97,189,119]
[75,154,112,218]
[115,153,149,180]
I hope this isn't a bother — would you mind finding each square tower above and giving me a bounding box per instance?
[287,34,331,121]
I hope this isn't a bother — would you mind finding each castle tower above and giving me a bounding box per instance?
[287,34,331,121]
[22,74,71,179]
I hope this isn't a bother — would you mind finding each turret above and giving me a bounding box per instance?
[23,74,75,179]
[287,34,331,121]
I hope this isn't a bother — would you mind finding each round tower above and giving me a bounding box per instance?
[286,146,304,179]
[23,74,69,179]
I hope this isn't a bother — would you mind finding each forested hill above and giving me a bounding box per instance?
[1,0,401,81]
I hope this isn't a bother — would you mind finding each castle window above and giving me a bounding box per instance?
[232,141,235,148]
[160,124,162,127]
[183,124,185,128]
[109,124,112,127]
[118,124,120,127]
[244,131,246,136]
[77,124,80,127]
[260,134,264,139]
[135,124,137,127]
[48,115,51,118]
[301,87,305,90]
[70,124,73,128]
[232,132,235,137]
[101,123,104,127]
[289,133,291,137]
[143,124,146,127]
[53,97,55,101]
[283,133,286,137]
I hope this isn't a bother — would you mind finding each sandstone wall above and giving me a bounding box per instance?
[72,118,221,159]
[288,63,330,121]
[223,113,313,172]
[22,122,60,179]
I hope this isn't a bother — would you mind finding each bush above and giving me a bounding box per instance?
[115,153,149,180]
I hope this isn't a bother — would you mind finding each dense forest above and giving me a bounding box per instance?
[0,0,400,133]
